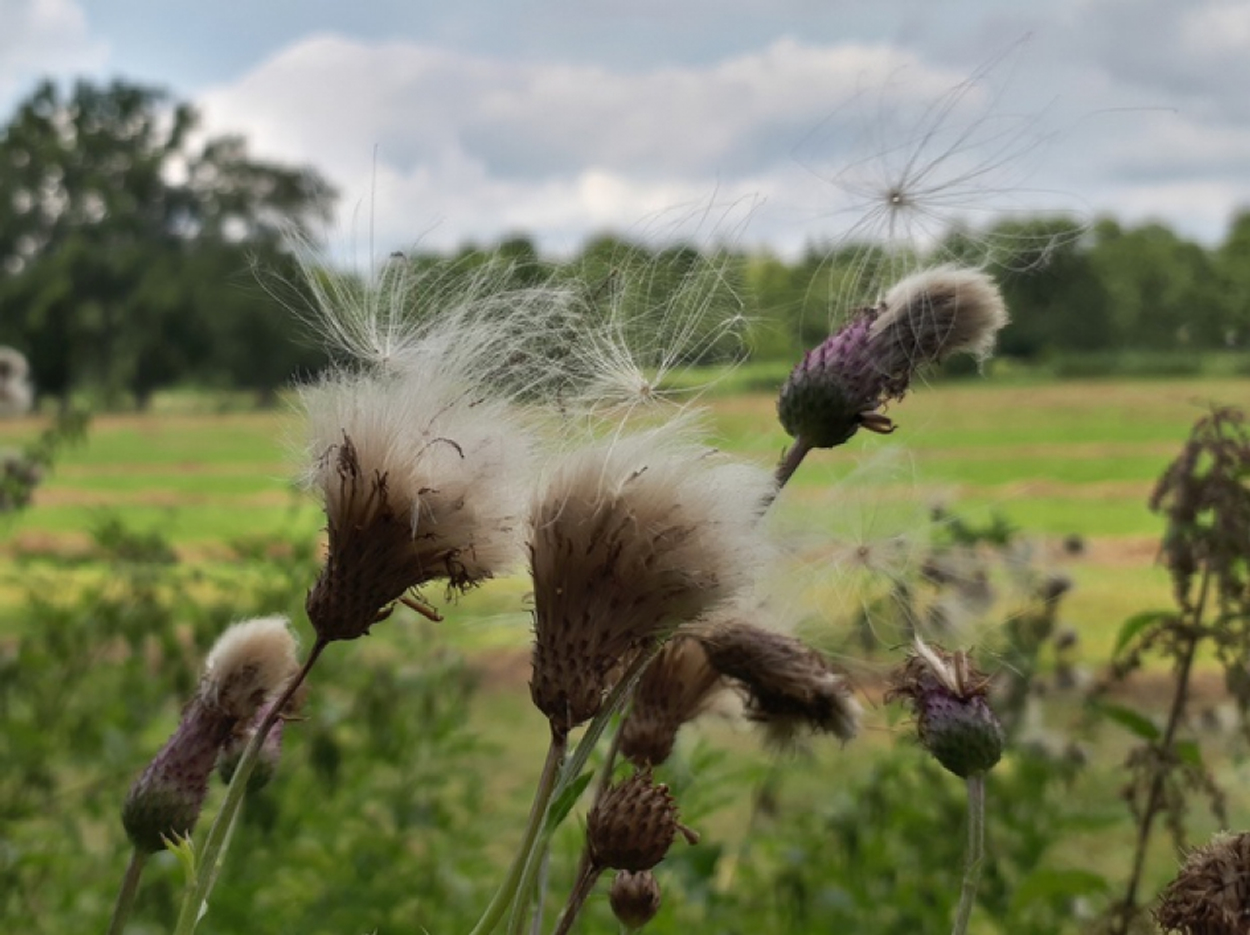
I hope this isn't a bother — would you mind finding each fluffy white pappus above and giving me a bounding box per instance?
[201,616,299,721]
[871,265,1009,372]
[562,246,752,419]
[528,415,776,729]
[291,247,584,404]
[299,366,535,582]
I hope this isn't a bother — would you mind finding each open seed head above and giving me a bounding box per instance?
[696,619,861,746]
[529,417,773,733]
[300,367,533,641]
[1156,831,1250,935]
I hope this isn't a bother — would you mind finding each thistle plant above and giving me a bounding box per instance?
[110,617,299,935]
[775,265,1007,486]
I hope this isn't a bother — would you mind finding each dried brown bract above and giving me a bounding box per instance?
[620,637,724,768]
[1155,831,1250,935]
[587,771,682,873]
[697,620,860,746]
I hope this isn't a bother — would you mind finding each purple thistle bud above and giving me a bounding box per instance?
[778,266,1008,449]
[122,698,233,853]
[887,640,1003,778]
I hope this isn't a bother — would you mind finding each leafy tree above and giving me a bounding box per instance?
[0,78,335,407]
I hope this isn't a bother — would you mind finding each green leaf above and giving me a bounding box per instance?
[545,772,594,832]
[1095,702,1161,741]
[165,832,198,884]
[1113,610,1174,656]
[1011,868,1110,911]
[1175,740,1204,768]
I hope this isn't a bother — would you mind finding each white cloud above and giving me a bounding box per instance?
[0,0,108,106]
[197,34,977,257]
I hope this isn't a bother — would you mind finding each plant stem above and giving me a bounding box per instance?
[951,772,985,935]
[173,637,327,935]
[772,436,812,496]
[552,854,602,935]
[105,847,147,935]
[1115,567,1211,932]
[502,643,665,935]
[470,728,567,935]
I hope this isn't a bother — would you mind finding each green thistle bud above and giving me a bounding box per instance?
[887,640,1003,778]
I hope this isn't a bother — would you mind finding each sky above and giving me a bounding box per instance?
[4,0,1250,260]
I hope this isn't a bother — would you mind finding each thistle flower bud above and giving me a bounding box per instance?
[610,870,663,931]
[1155,831,1250,935]
[529,418,771,733]
[697,621,860,746]
[588,772,681,872]
[620,638,723,768]
[778,266,1007,447]
[887,639,1003,778]
[121,617,299,852]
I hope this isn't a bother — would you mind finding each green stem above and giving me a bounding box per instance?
[551,853,602,935]
[772,436,813,496]
[501,642,665,935]
[469,728,567,935]
[173,637,327,935]
[951,772,986,935]
[105,847,147,935]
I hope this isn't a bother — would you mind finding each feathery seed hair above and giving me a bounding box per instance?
[529,417,774,734]
[696,619,861,746]
[202,616,300,720]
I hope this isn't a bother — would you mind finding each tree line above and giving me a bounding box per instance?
[1,79,1247,410]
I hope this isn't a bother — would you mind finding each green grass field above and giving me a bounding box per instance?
[2,374,1243,654]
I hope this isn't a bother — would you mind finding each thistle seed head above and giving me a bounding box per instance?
[529,418,772,733]
[1155,831,1250,935]
[696,620,861,746]
[301,369,533,642]
[609,870,663,931]
[887,638,1003,778]
[620,637,724,768]
[777,265,1007,448]
[588,771,681,872]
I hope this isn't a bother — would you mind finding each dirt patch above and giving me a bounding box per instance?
[27,488,298,508]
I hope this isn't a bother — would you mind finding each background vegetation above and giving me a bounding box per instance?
[1,76,1248,934]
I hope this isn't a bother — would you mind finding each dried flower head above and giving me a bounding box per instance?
[122,617,300,852]
[620,637,724,768]
[696,619,861,746]
[528,419,773,733]
[1155,831,1250,935]
[1150,406,1250,609]
[777,265,1007,448]
[218,679,309,791]
[610,870,663,931]
[887,638,1003,778]
[0,346,33,417]
[587,771,682,872]
[300,370,533,642]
